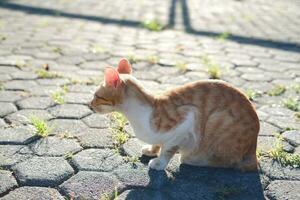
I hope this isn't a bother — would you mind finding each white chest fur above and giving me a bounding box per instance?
[119,97,196,146]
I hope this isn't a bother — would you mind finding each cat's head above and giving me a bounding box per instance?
[89,58,132,113]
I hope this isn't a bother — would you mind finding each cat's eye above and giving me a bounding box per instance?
[95,94,108,101]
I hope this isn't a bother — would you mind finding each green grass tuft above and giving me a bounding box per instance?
[175,61,188,73]
[268,85,286,96]
[295,112,300,121]
[110,112,129,153]
[146,55,159,65]
[292,84,300,94]
[141,19,163,31]
[283,97,299,111]
[245,89,262,101]
[37,69,61,79]
[30,116,51,137]
[268,135,300,168]
[216,32,231,41]
[64,152,74,160]
[201,55,221,79]
[127,55,139,64]
[51,91,65,104]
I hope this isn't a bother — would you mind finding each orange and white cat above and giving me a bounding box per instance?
[90,58,260,171]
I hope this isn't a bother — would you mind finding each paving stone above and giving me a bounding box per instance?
[165,179,215,200]
[5,109,52,125]
[257,136,277,152]
[36,78,70,86]
[0,125,37,145]
[267,115,300,130]
[118,189,170,200]
[64,92,93,104]
[3,80,37,91]
[259,122,279,136]
[48,104,92,119]
[16,97,55,109]
[282,130,300,146]
[11,71,38,80]
[28,85,61,96]
[0,91,24,102]
[265,180,300,200]
[258,105,294,117]
[77,128,114,148]
[82,113,109,128]
[114,165,170,189]
[48,119,88,136]
[122,138,146,158]
[0,186,64,200]
[30,136,82,156]
[0,102,17,117]
[259,158,300,180]
[71,149,124,172]
[0,74,12,81]
[0,119,6,128]
[0,145,32,168]
[59,171,121,200]
[13,157,74,186]
[0,170,18,195]
[67,84,97,93]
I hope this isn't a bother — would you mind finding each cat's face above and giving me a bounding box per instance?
[89,58,132,114]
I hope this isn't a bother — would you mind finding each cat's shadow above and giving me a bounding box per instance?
[125,155,266,200]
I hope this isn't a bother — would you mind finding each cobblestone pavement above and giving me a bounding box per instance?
[0,0,300,199]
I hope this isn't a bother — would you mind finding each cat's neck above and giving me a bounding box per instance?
[118,76,156,141]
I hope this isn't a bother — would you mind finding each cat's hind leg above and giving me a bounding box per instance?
[142,144,160,157]
[149,144,179,170]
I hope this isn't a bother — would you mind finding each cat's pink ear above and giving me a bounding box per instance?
[117,58,132,74]
[104,67,120,88]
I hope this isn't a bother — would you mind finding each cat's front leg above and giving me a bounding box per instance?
[148,145,178,170]
[142,144,160,157]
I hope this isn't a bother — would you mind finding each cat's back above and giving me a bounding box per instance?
[158,79,259,132]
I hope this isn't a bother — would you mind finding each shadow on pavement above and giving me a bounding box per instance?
[0,0,299,52]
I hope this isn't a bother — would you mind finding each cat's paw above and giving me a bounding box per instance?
[148,158,167,170]
[142,145,157,157]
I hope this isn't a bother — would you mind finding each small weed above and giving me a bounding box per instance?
[0,34,6,41]
[245,89,262,101]
[256,149,264,160]
[37,69,61,79]
[64,152,74,160]
[110,112,129,153]
[283,97,299,111]
[141,19,164,31]
[295,112,300,121]
[201,55,221,79]
[52,47,62,54]
[90,45,105,54]
[268,85,286,96]
[112,129,129,146]
[292,84,300,94]
[175,61,188,73]
[110,112,128,128]
[30,116,51,137]
[100,193,110,200]
[51,91,65,104]
[207,65,221,79]
[58,132,75,139]
[268,135,300,168]
[0,82,3,90]
[216,185,243,200]
[124,155,139,164]
[216,32,231,41]
[15,60,26,69]
[127,55,139,64]
[147,55,159,65]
